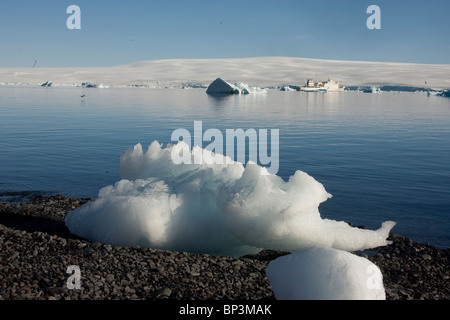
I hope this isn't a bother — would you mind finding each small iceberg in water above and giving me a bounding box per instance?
[363,86,381,93]
[81,82,97,88]
[206,78,239,94]
[280,86,298,92]
[206,78,267,95]
[427,89,449,97]
[41,81,52,87]
[234,82,268,94]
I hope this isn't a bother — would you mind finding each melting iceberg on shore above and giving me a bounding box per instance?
[65,141,395,256]
[266,247,386,300]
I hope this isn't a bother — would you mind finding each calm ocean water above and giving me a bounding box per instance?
[0,86,449,248]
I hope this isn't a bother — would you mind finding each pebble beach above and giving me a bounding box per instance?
[0,194,448,301]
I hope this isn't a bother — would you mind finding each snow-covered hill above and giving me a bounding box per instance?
[1,56,449,89]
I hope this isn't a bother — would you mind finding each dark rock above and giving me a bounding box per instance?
[157,287,172,298]
[46,287,67,295]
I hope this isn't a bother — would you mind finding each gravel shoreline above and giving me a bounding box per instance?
[0,194,448,300]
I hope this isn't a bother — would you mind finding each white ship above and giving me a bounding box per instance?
[300,79,345,92]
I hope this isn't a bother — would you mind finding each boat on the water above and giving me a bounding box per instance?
[300,79,345,92]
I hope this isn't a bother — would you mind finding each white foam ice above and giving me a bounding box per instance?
[65,141,396,256]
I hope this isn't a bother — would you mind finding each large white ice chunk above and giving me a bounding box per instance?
[266,247,386,300]
[65,141,396,256]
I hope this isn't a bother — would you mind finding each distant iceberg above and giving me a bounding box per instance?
[427,89,450,97]
[206,78,240,94]
[280,86,298,92]
[234,82,267,94]
[206,78,267,95]
[41,81,52,87]
[81,82,97,88]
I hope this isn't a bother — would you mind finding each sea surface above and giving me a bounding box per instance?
[0,86,449,248]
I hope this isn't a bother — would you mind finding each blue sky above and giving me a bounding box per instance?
[0,0,449,67]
